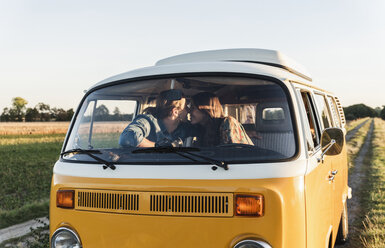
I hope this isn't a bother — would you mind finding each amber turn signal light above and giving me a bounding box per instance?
[57,190,75,209]
[235,194,264,216]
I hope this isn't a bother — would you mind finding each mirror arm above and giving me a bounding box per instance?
[317,139,336,163]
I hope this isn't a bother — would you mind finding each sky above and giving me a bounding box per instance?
[1,0,384,112]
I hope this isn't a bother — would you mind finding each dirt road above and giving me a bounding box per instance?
[346,119,369,142]
[335,120,374,247]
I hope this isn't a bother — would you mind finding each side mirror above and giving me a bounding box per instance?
[318,128,344,163]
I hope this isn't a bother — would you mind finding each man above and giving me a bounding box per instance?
[119,89,193,147]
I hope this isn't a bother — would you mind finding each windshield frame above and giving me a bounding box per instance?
[61,72,300,165]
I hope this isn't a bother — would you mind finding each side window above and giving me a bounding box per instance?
[299,91,322,149]
[327,96,341,128]
[314,93,333,129]
[77,100,96,149]
[262,107,284,120]
[76,100,137,149]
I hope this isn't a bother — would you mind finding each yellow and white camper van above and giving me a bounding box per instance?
[50,49,350,248]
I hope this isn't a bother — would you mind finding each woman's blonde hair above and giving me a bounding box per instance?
[192,92,226,146]
[191,92,225,119]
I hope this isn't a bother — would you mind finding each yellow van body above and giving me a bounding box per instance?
[50,49,349,248]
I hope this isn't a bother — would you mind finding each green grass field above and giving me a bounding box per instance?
[0,133,65,229]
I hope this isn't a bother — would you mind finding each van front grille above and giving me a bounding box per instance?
[74,190,233,217]
[149,192,232,216]
[77,190,139,213]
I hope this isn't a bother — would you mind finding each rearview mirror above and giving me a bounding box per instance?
[321,128,344,156]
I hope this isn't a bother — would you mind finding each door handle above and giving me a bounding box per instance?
[328,170,338,182]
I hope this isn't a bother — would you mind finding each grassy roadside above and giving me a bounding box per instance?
[346,118,372,170]
[0,219,49,248]
[346,117,370,133]
[359,118,385,247]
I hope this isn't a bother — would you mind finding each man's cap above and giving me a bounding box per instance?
[160,89,183,101]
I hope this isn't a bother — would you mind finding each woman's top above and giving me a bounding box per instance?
[219,116,253,145]
[197,116,253,147]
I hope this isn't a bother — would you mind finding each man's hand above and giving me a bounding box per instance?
[137,138,156,147]
[156,138,183,147]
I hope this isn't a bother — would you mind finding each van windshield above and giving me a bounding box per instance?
[64,76,297,164]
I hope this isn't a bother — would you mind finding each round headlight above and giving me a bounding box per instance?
[51,227,82,248]
[234,239,272,248]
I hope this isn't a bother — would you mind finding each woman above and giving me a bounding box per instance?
[190,92,253,147]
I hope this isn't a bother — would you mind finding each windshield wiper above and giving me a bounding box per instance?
[216,143,255,148]
[61,148,116,170]
[132,146,229,170]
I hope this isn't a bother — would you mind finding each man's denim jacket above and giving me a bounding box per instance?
[119,114,194,147]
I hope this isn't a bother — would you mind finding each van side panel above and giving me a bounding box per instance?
[305,154,333,248]
[50,175,306,248]
[304,133,348,248]
[331,139,349,245]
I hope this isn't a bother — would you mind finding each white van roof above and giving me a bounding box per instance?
[156,48,312,81]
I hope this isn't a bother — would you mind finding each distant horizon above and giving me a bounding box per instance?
[0,95,382,114]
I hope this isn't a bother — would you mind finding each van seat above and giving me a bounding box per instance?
[252,102,295,157]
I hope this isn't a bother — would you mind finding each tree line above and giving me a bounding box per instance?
[0,97,74,122]
[343,103,385,121]
[83,104,134,122]
[2,97,384,122]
